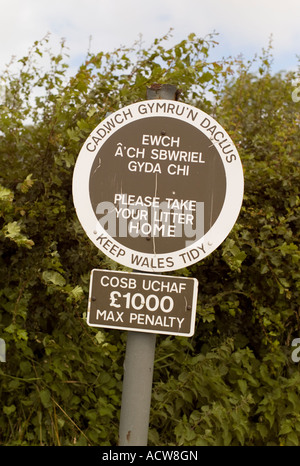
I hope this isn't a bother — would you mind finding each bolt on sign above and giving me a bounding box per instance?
[73,100,244,273]
[87,270,198,337]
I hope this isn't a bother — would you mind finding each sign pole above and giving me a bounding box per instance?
[118,84,179,446]
[118,331,156,446]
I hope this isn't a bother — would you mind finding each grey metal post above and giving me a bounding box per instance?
[118,331,156,446]
[118,84,179,446]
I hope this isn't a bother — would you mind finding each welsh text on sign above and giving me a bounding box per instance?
[87,270,198,337]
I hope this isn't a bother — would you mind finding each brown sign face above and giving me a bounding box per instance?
[87,270,198,336]
[89,117,226,255]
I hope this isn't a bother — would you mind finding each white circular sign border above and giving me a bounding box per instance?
[72,100,244,272]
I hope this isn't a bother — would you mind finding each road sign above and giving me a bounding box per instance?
[73,100,244,272]
[87,269,198,337]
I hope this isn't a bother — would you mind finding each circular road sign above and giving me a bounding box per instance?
[72,99,244,272]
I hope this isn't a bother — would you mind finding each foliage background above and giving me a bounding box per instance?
[0,32,299,446]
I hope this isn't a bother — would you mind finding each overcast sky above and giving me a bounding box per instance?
[0,0,299,76]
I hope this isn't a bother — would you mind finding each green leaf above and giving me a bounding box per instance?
[279,421,292,435]
[17,173,35,193]
[2,221,34,248]
[39,389,52,408]
[3,405,16,415]
[17,329,28,341]
[0,184,14,202]
[237,379,247,395]
[42,270,66,287]
[67,285,83,302]
[286,431,299,446]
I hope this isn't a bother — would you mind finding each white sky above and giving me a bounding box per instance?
[0,0,299,75]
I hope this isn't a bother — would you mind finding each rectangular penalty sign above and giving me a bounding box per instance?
[87,269,198,337]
